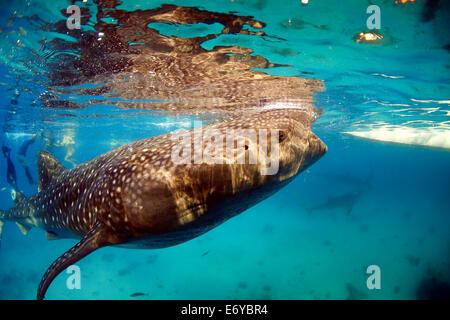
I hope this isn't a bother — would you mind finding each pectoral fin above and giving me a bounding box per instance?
[16,222,31,235]
[45,231,60,240]
[36,222,111,300]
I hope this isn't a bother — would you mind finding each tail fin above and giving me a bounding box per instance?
[0,150,67,247]
[0,190,29,247]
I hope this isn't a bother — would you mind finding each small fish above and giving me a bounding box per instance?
[130,292,148,297]
[201,250,210,257]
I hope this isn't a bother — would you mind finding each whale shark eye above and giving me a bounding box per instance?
[279,130,287,143]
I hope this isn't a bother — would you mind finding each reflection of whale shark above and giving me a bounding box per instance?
[0,108,327,300]
[43,3,323,114]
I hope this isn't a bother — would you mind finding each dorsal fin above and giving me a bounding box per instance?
[37,151,66,192]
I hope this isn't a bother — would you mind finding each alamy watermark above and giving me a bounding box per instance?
[366,5,381,30]
[66,5,81,30]
[170,121,281,176]
[366,265,381,290]
[66,265,81,290]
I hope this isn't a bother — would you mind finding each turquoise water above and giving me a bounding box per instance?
[0,0,449,300]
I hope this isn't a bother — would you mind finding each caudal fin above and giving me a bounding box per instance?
[0,190,29,247]
[0,150,67,248]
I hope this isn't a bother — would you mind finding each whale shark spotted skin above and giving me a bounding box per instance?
[0,108,326,299]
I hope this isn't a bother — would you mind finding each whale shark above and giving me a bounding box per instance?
[307,191,365,216]
[0,108,326,299]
